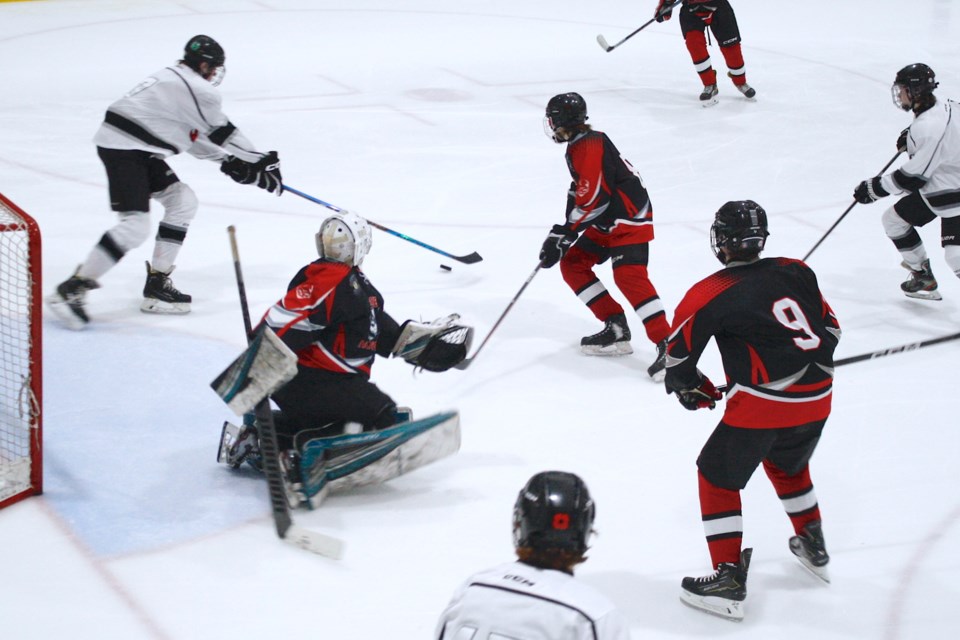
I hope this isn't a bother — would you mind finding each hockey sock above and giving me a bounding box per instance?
[612,264,670,343]
[720,44,747,86]
[561,248,624,320]
[698,471,743,567]
[685,31,717,86]
[763,460,821,534]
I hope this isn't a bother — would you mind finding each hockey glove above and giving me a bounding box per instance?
[896,127,909,154]
[668,371,723,411]
[655,0,675,22]
[253,151,283,195]
[539,224,578,269]
[853,177,889,204]
[393,315,474,372]
[220,155,257,185]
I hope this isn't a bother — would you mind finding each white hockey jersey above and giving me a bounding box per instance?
[435,561,632,640]
[880,99,960,217]
[92,63,263,163]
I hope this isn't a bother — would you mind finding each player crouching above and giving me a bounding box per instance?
[212,211,472,507]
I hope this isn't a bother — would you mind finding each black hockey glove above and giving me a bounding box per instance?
[539,224,578,269]
[896,127,909,154]
[221,155,257,185]
[655,0,674,22]
[253,151,283,195]
[667,371,723,411]
[853,177,889,204]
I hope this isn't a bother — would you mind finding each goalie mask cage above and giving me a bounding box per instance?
[0,193,42,509]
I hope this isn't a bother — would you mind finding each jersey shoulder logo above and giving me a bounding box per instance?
[190,129,199,142]
[295,284,314,299]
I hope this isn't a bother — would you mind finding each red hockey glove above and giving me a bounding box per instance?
[671,373,723,411]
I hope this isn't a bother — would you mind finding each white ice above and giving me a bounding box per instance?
[1,1,959,638]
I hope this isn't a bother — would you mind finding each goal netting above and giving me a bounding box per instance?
[0,193,42,509]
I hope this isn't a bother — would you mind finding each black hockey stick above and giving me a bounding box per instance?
[227,225,344,559]
[596,0,682,52]
[715,328,960,394]
[284,186,483,264]
[802,151,902,262]
[455,263,542,370]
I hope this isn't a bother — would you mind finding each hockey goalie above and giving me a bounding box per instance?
[211,211,472,508]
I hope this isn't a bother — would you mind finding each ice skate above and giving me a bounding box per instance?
[789,520,830,583]
[680,548,752,621]
[581,313,633,356]
[699,84,719,107]
[217,421,261,470]
[735,83,757,100]
[280,449,308,508]
[46,272,100,330]
[647,339,668,382]
[900,260,941,300]
[141,261,192,314]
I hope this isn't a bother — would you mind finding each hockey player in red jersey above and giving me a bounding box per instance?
[540,92,672,379]
[654,0,756,106]
[47,35,282,328]
[436,471,632,639]
[664,201,840,620]
[217,211,471,499]
[853,63,960,301]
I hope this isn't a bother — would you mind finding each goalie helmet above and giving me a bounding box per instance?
[183,35,226,85]
[316,211,372,267]
[710,200,770,265]
[513,471,595,554]
[892,63,938,112]
[544,92,588,143]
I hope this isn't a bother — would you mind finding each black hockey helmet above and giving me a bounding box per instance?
[710,200,769,265]
[892,63,938,112]
[183,35,226,71]
[544,92,588,143]
[513,471,595,554]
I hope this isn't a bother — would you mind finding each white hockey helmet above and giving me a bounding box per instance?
[316,211,372,267]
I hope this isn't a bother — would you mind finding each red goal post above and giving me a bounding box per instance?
[0,193,42,509]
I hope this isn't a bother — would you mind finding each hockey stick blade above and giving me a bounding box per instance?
[596,34,613,52]
[283,523,345,559]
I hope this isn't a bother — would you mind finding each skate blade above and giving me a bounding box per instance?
[701,97,719,108]
[217,421,240,466]
[141,299,191,314]
[903,289,942,301]
[581,342,633,356]
[679,590,744,621]
[45,294,89,330]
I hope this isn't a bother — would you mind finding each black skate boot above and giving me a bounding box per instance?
[647,339,668,381]
[217,422,261,470]
[680,548,752,621]
[581,313,633,356]
[735,83,756,99]
[699,84,719,107]
[900,260,941,300]
[789,520,830,583]
[141,261,192,314]
[46,271,100,330]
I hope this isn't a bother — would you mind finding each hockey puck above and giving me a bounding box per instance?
[440,264,452,272]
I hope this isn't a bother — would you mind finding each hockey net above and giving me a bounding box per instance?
[0,193,42,509]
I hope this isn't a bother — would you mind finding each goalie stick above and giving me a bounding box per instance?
[597,0,682,52]
[283,185,483,264]
[226,225,345,559]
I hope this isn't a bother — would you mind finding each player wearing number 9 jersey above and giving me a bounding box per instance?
[663,201,841,619]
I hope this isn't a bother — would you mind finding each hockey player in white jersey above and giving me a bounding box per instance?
[435,471,632,640]
[47,35,283,328]
[853,63,960,301]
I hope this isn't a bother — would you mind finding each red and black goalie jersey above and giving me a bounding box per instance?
[665,257,841,429]
[563,130,653,239]
[262,260,400,378]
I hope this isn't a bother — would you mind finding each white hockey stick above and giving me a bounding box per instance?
[226,226,344,560]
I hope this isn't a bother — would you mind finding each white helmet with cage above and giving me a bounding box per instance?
[315,211,372,267]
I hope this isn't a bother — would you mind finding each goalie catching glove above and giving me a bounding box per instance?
[666,369,723,411]
[392,314,474,372]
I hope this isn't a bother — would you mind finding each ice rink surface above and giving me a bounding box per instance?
[1,0,959,637]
